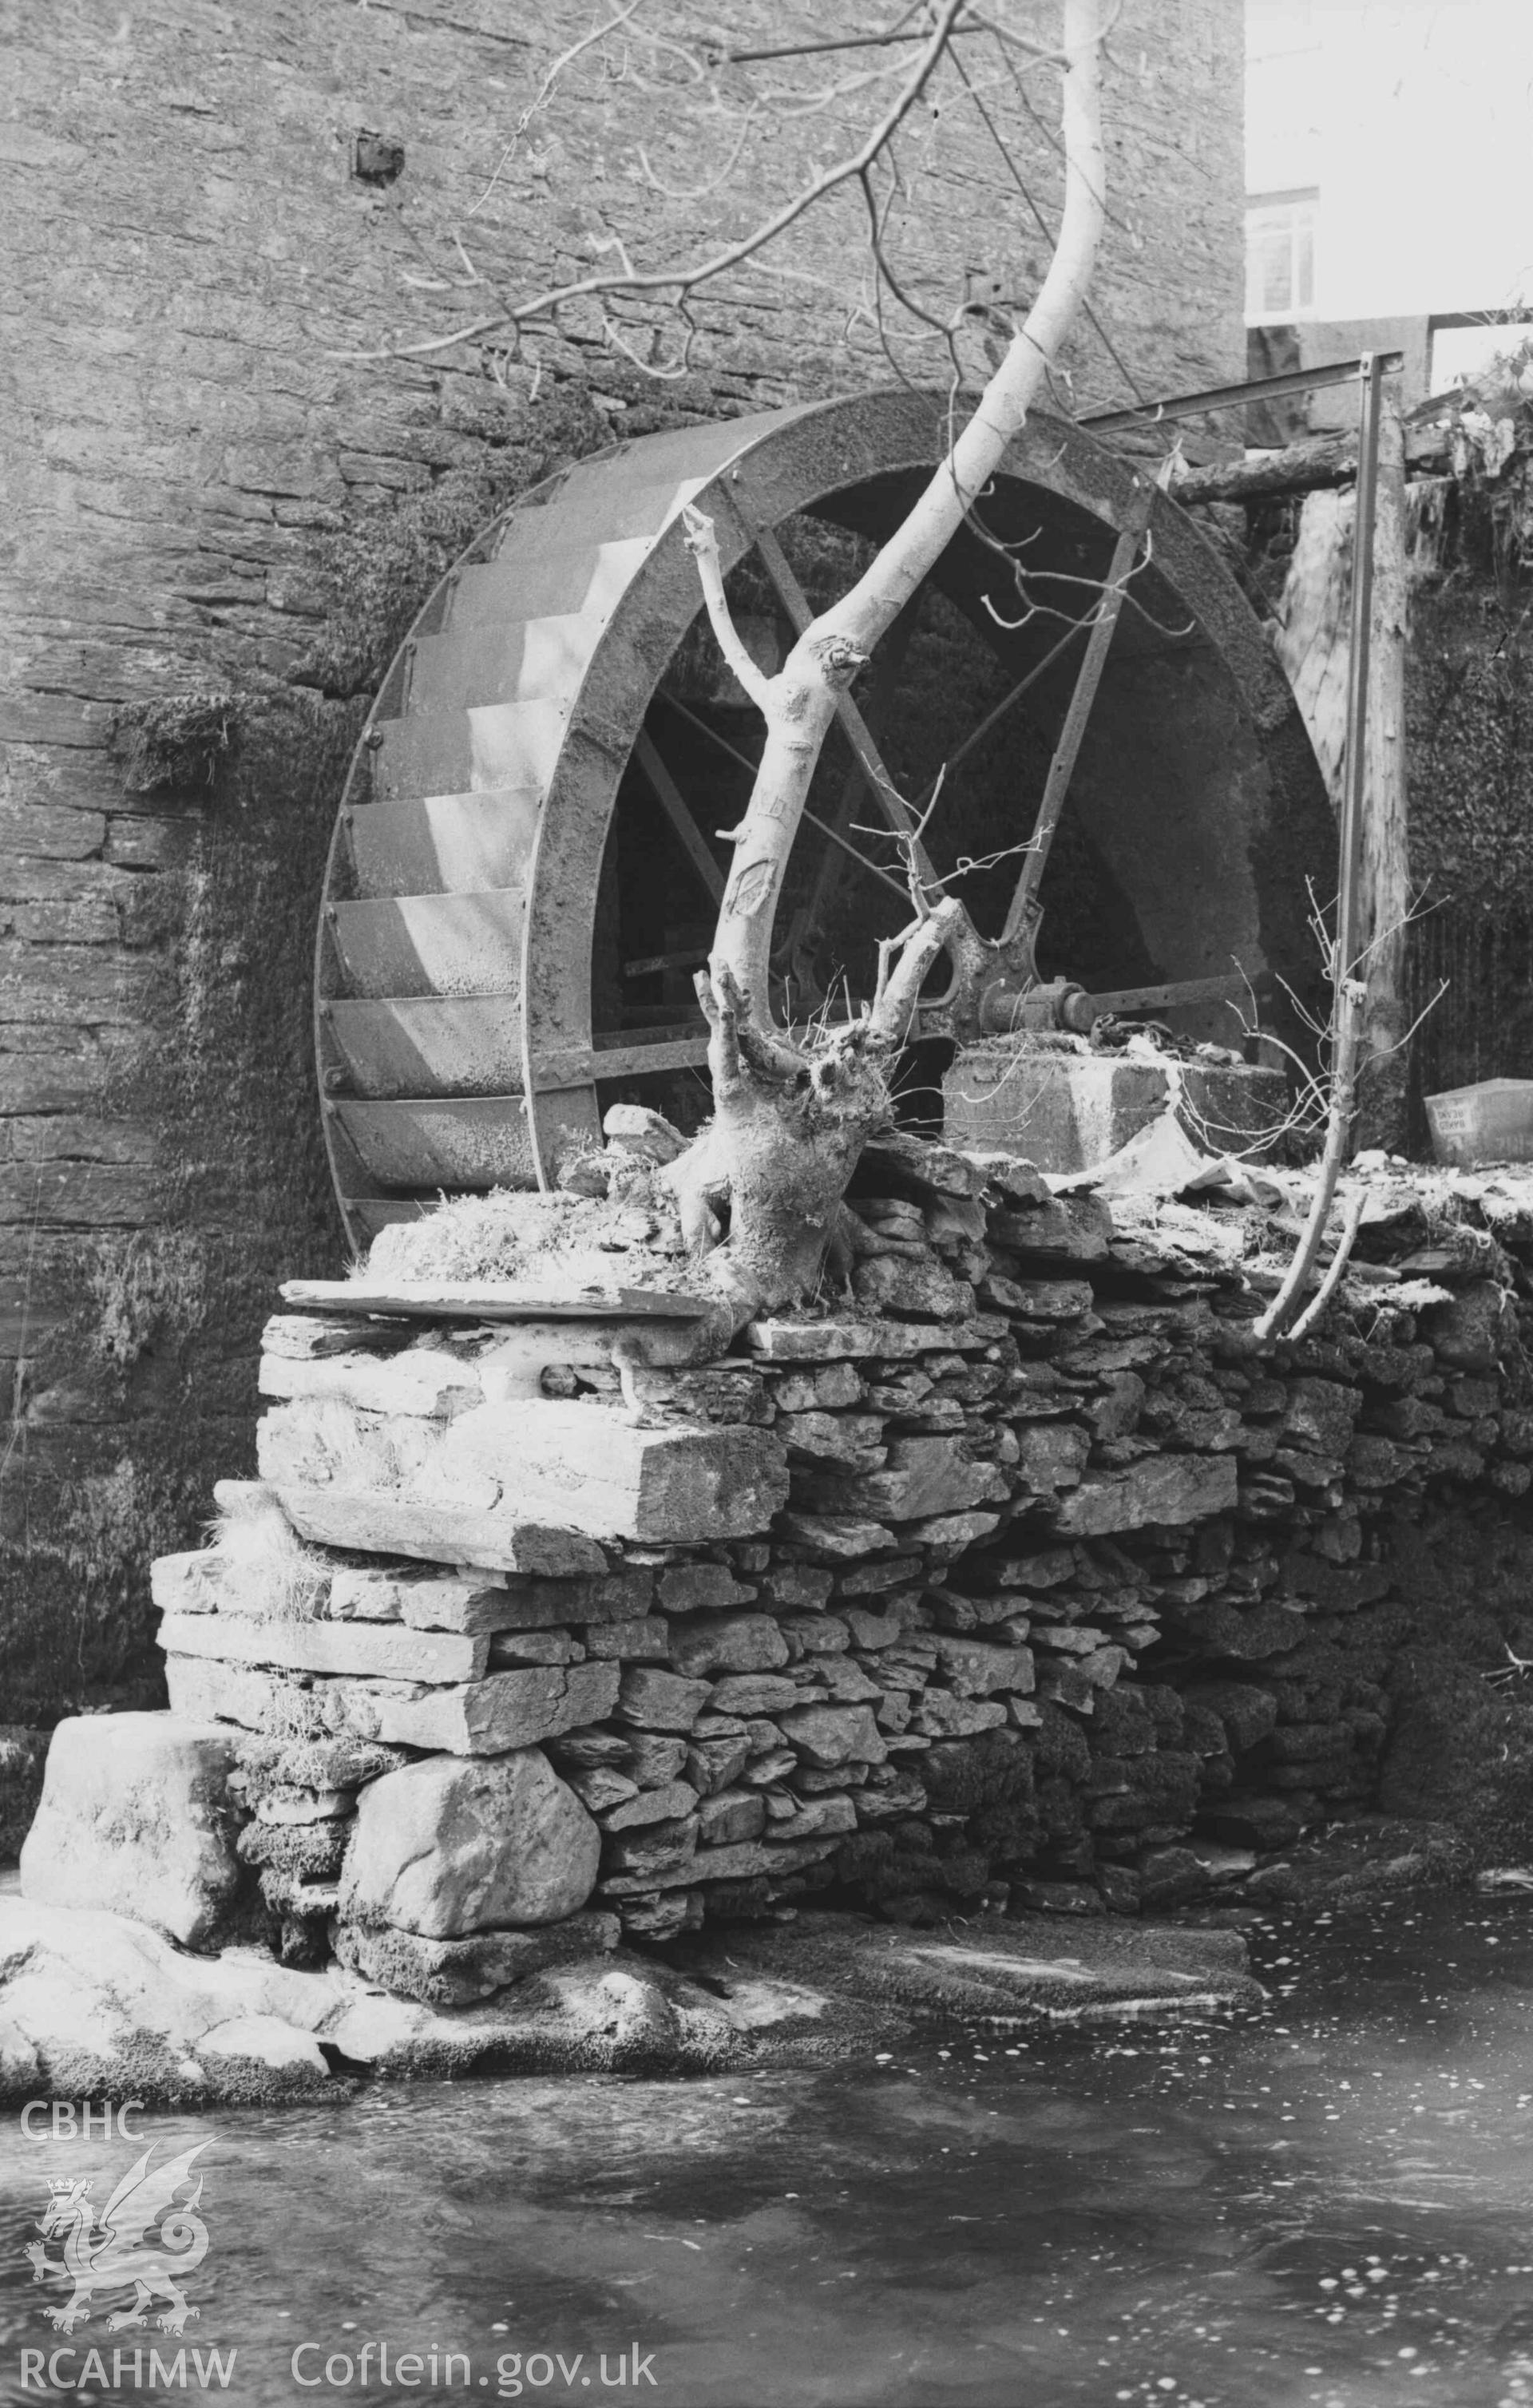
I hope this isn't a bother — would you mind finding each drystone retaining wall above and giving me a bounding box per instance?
[109,1139,1533,2007]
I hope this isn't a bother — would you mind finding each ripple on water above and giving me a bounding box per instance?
[7,1899,1533,2403]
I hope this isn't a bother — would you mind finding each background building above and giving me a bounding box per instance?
[1246,0,1533,423]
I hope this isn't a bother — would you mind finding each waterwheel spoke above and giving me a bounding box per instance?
[633,727,726,906]
[909,612,1093,816]
[655,693,910,905]
[1000,481,1155,955]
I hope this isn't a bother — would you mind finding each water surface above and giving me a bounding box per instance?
[6,1896,1533,2406]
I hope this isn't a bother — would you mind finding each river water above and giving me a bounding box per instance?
[6,1895,1533,2407]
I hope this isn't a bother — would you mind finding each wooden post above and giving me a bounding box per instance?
[1357,397,1410,1151]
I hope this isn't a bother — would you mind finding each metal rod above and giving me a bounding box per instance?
[1336,351,1385,989]
[1000,484,1152,949]
[1089,971,1253,1016]
[1083,351,1404,433]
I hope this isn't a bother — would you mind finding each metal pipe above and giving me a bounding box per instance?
[1083,351,1404,433]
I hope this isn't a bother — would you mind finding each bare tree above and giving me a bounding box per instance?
[362,1,1112,1349]
[667,0,1104,1344]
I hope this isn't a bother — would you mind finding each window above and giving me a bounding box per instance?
[1429,315,1533,394]
[1246,192,1317,324]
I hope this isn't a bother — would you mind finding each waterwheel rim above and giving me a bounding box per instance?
[315,387,1325,1250]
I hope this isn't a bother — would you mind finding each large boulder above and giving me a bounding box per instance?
[340,1749,599,1938]
[20,1713,245,1950]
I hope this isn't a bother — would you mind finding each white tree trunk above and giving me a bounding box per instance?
[652,0,1110,1352]
[701,0,1108,1024]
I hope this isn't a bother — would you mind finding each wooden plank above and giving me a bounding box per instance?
[446,538,654,630]
[323,996,709,1101]
[1166,421,1446,506]
[404,612,599,715]
[372,699,566,803]
[1357,398,1411,1149]
[327,1095,534,1190]
[279,1278,713,1321]
[325,996,525,1099]
[329,890,525,1000]
[589,1032,711,1083]
[347,788,541,900]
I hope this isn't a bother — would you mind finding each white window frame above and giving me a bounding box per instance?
[1246,190,1317,326]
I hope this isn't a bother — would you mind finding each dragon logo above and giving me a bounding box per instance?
[25,2143,211,2335]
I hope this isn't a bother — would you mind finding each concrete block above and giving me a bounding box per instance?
[945,1042,1286,1174]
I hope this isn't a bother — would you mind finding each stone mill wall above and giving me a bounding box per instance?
[77,1134,1533,2006]
[1,2,1246,1733]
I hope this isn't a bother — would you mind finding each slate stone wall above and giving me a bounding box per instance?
[138,1140,1533,1993]
[1,3,1243,1723]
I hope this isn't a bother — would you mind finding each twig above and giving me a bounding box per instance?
[1287,1188,1366,1340]
[1254,978,1367,1341]
[342,0,971,362]
[466,1,645,220]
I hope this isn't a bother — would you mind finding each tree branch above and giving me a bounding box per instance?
[680,505,774,711]
[1254,976,1367,1341]
[868,895,968,1047]
[342,0,972,364]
